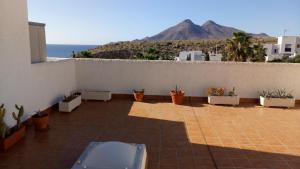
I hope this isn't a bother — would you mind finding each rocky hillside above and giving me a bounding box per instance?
[82,38,276,59]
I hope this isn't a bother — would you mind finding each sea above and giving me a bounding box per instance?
[47,44,98,58]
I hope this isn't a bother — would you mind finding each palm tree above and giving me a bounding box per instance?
[251,43,266,62]
[225,32,253,62]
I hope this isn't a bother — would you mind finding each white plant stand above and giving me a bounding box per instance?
[59,95,82,112]
[208,96,240,106]
[260,96,295,108]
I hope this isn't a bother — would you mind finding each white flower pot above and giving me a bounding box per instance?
[59,95,82,112]
[208,96,240,106]
[260,96,295,108]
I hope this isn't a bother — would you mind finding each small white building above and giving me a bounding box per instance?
[176,51,222,61]
[208,53,222,61]
[176,51,205,61]
[264,35,300,61]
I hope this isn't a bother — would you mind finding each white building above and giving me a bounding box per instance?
[264,35,300,61]
[208,53,222,61]
[177,51,206,61]
[176,51,222,61]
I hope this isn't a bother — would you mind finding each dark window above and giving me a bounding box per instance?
[274,49,277,53]
[297,44,300,48]
[285,44,292,52]
[187,54,191,61]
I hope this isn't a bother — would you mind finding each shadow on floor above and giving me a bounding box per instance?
[0,99,299,169]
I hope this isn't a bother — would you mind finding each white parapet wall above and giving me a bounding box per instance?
[2,0,300,128]
[30,60,77,112]
[0,0,77,127]
[76,59,300,99]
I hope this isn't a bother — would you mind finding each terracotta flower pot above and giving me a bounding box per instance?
[170,90,185,105]
[24,117,33,127]
[33,114,49,131]
[133,92,144,102]
[0,126,26,151]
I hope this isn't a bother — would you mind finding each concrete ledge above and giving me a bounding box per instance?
[29,21,45,27]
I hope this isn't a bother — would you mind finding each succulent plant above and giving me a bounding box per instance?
[13,104,24,129]
[228,87,236,96]
[259,89,293,99]
[208,88,225,96]
[63,94,79,102]
[0,104,8,139]
[173,85,183,94]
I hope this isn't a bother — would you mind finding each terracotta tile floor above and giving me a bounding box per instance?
[0,99,300,169]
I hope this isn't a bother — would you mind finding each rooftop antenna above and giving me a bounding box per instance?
[283,29,287,36]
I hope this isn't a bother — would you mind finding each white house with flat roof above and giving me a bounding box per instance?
[177,51,205,61]
[264,35,300,61]
[176,51,222,61]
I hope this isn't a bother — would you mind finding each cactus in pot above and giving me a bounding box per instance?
[0,104,8,139]
[13,105,24,129]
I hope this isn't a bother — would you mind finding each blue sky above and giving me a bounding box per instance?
[28,0,300,45]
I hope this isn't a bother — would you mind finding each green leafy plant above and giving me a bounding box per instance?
[175,85,179,94]
[80,51,92,58]
[63,93,80,102]
[251,43,266,62]
[0,104,8,139]
[228,87,237,96]
[13,105,24,129]
[268,55,300,63]
[259,89,293,99]
[173,85,183,95]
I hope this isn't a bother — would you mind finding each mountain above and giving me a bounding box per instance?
[144,20,269,41]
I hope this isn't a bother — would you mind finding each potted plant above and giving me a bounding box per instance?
[133,89,145,102]
[0,104,26,151]
[59,93,82,112]
[32,110,49,131]
[170,85,185,105]
[259,89,295,108]
[208,87,240,106]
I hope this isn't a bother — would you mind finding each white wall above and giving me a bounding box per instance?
[279,36,297,54]
[0,0,76,127]
[29,60,77,114]
[0,0,32,126]
[76,59,300,99]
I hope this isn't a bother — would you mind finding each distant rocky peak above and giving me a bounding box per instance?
[202,20,219,27]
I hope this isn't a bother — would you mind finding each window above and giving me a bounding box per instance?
[194,54,202,61]
[285,44,292,52]
[274,49,278,54]
[297,44,300,48]
[187,54,191,61]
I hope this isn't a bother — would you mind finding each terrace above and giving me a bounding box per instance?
[0,98,300,169]
[1,1,300,169]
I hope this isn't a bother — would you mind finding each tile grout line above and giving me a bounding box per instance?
[190,100,219,169]
[182,98,201,169]
[157,106,162,169]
